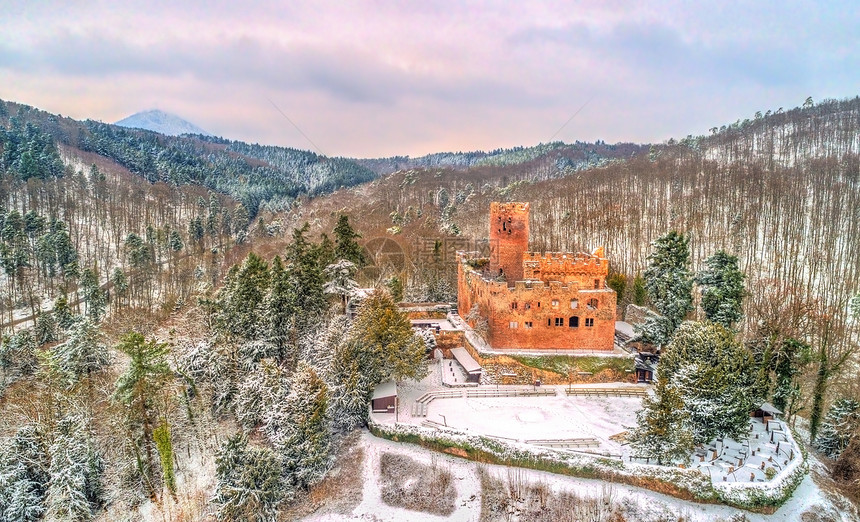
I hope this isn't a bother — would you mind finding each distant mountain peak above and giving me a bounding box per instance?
[115,109,210,136]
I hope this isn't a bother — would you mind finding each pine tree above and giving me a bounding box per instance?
[113,332,173,499]
[53,317,110,386]
[235,360,290,431]
[53,295,75,330]
[1,329,38,383]
[110,268,128,311]
[385,276,404,303]
[263,256,297,364]
[264,363,332,492]
[213,434,283,522]
[333,214,367,267]
[606,271,627,305]
[168,229,184,253]
[44,415,104,521]
[34,312,57,346]
[814,398,860,458]
[643,231,693,335]
[351,290,428,384]
[284,224,327,327]
[628,376,694,465]
[660,321,759,444]
[305,314,350,379]
[696,250,745,328]
[0,425,49,522]
[79,268,106,322]
[217,252,270,341]
[324,260,358,314]
[327,337,377,432]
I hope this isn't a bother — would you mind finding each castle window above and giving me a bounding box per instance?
[570,299,579,309]
[585,318,594,327]
[509,321,518,329]
[547,318,551,326]
[551,299,559,308]
[511,302,518,310]
[587,298,599,310]
[537,302,541,308]
[524,303,531,310]
[594,279,600,289]
[525,321,533,328]
[569,316,579,328]
[554,317,563,327]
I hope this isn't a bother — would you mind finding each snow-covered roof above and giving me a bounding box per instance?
[372,380,397,400]
[634,355,657,372]
[451,347,482,374]
[758,402,783,415]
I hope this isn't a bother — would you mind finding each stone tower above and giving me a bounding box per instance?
[489,202,529,285]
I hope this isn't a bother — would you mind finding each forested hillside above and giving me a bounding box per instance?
[0,100,377,216]
[290,95,860,434]
[355,140,646,175]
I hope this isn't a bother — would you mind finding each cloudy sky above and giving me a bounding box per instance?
[1,1,857,157]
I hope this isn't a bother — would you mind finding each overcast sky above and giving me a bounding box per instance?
[1,1,857,157]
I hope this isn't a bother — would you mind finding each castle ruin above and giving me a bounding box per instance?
[457,202,616,351]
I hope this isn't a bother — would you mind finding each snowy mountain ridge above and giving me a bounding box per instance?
[115,109,210,136]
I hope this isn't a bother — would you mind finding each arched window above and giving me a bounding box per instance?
[569,316,579,328]
[587,298,598,310]
[570,299,579,309]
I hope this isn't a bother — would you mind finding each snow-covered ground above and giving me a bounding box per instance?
[384,363,802,487]
[304,430,846,522]
[419,394,638,451]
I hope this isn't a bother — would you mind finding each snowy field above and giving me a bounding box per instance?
[422,394,639,451]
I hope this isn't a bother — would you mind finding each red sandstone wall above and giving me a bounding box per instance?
[522,251,609,288]
[459,258,616,351]
[489,202,529,285]
[485,282,616,351]
[458,202,617,352]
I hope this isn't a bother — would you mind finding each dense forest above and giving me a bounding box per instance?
[354,140,647,175]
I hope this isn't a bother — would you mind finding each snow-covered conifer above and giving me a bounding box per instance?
[213,434,284,521]
[643,231,693,337]
[696,250,745,328]
[324,259,358,314]
[264,362,332,491]
[53,317,110,386]
[327,341,375,432]
[34,312,57,346]
[660,321,759,444]
[44,415,104,521]
[628,377,693,465]
[302,315,349,379]
[235,360,289,431]
[0,425,49,522]
[815,398,860,458]
[263,255,297,364]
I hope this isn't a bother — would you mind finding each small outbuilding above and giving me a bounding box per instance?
[752,402,783,422]
[450,347,482,383]
[634,353,658,384]
[371,380,397,413]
